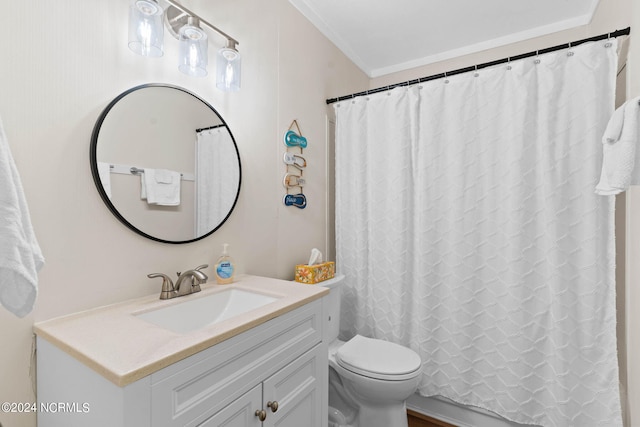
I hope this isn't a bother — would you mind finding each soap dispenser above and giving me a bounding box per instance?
[215,243,235,284]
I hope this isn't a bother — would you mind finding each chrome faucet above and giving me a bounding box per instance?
[147,264,208,300]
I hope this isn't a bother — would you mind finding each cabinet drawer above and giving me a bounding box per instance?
[151,299,322,427]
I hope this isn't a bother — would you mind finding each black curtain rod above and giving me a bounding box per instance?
[196,124,227,132]
[326,27,631,105]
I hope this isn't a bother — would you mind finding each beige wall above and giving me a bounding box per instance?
[370,0,630,89]
[0,0,368,426]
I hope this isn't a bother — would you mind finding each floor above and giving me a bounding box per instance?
[408,409,457,427]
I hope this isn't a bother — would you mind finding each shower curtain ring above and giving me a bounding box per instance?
[605,32,613,48]
[567,42,574,57]
[506,57,512,70]
[474,65,479,77]
[534,50,541,64]
[444,71,449,84]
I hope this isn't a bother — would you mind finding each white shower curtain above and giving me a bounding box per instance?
[334,40,621,427]
[195,128,239,236]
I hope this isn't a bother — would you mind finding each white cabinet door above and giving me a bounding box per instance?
[262,344,323,427]
[198,384,263,427]
[151,300,323,427]
[197,344,325,427]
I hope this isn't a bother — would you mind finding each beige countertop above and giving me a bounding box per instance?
[34,274,328,387]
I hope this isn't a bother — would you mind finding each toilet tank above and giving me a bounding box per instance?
[318,274,345,343]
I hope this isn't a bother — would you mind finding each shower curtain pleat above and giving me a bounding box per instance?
[334,40,621,427]
[195,128,238,236]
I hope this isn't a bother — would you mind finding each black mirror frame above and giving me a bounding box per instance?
[89,83,242,244]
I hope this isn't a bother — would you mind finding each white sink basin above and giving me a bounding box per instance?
[135,289,279,334]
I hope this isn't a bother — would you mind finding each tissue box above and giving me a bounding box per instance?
[295,262,335,284]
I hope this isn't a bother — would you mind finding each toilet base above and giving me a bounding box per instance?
[355,401,408,427]
[328,406,355,427]
[329,366,412,427]
[328,404,407,427]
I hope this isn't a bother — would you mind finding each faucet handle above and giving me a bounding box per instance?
[192,265,209,292]
[147,273,176,300]
[195,264,209,282]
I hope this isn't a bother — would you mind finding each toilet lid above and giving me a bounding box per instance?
[336,335,421,380]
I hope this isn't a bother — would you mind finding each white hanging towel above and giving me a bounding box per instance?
[142,168,181,206]
[0,117,45,317]
[596,96,640,195]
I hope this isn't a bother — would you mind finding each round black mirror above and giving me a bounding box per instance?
[90,84,241,244]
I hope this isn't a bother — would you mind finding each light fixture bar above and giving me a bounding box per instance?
[163,0,239,48]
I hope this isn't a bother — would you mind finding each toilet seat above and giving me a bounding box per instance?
[335,335,422,381]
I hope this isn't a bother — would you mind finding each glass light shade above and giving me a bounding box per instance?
[128,0,164,57]
[216,47,241,92]
[178,25,208,77]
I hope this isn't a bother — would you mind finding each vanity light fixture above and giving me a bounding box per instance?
[128,0,165,57]
[216,40,241,92]
[127,0,241,91]
[178,17,208,77]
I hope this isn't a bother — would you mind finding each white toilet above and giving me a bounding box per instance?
[320,275,422,427]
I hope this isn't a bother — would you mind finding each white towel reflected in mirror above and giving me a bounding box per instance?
[140,168,181,206]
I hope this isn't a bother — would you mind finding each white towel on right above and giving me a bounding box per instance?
[143,168,181,206]
[596,96,640,195]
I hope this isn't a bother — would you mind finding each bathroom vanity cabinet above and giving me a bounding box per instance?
[35,277,328,427]
[200,344,323,427]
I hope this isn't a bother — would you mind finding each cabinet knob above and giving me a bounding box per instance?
[255,409,267,421]
[267,401,279,413]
